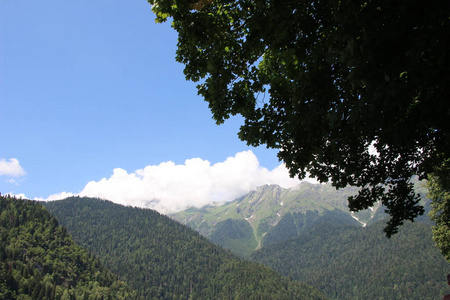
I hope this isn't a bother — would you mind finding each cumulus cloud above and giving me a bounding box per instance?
[0,158,26,178]
[34,191,75,201]
[76,150,303,214]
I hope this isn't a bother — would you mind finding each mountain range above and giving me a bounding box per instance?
[43,196,325,299]
[171,179,432,257]
[169,180,449,299]
[170,182,386,256]
[2,177,447,299]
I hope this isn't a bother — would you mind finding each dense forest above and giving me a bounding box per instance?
[208,218,258,257]
[251,221,449,299]
[172,183,367,256]
[260,210,359,248]
[3,191,446,299]
[171,181,430,256]
[44,196,325,299]
[172,182,449,299]
[0,195,136,300]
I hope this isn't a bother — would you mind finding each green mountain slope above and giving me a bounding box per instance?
[251,221,449,299]
[0,195,136,300]
[171,183,378,256]
[208,218,258,257]
[261,209,358,248]
[171,179,431,257]
[44,197,326,299]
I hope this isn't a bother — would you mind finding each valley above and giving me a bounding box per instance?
[1,178,448,299]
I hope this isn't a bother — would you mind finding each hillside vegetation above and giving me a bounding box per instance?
[44,197,326,299]
[171,180,447,299]
[0,195,136,300]
[171,183,382,256]
[251,221,449,299]
[172,180,431,257]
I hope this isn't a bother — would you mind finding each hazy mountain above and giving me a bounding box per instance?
[44,197,326,299]
[170,177,447,299]
[171,182,384,256]
[0,195,136,299]
[250,221,449,299]
[171,179,431,257]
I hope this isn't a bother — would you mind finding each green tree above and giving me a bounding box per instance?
[0,195,137,299]
[428,159,450,261]
[148,0,450,237]
[251,221,449,299]
[44,197,326,299]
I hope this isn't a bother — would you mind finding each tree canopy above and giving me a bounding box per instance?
[250,221,449,299]
[0,195,136,299]
[148,0,450,238]
[428,159,450,261]
[44,197,326,299]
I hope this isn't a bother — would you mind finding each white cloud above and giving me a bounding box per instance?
[11,193,27,199]
[74,150,303,214]
[0,158,26,178]
[34,191,75,201]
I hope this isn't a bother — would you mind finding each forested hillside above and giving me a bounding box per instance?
[44,197,326,299]
[260,209,358,248]
[172,179,431,257]
[0,195,136,300]
[172,183,381,256]
[251,221,449,299]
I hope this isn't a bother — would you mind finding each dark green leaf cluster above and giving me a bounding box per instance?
[251,221,450,299]
[428,158,450,261]
[44,197,326,299]
[149,0,450,237]
[0,195,136,300]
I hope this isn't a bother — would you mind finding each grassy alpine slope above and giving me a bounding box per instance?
[171,183,381,256]
[172,179,431,257]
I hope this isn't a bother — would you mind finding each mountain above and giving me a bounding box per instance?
[170,178,447,299]
[250,221,450,299]
[171,182,383,256]
[171,179,431,257]
[43,197,326,299]
[0,195,136,300]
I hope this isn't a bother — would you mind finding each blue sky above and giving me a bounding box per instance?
[0,0,305,213]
